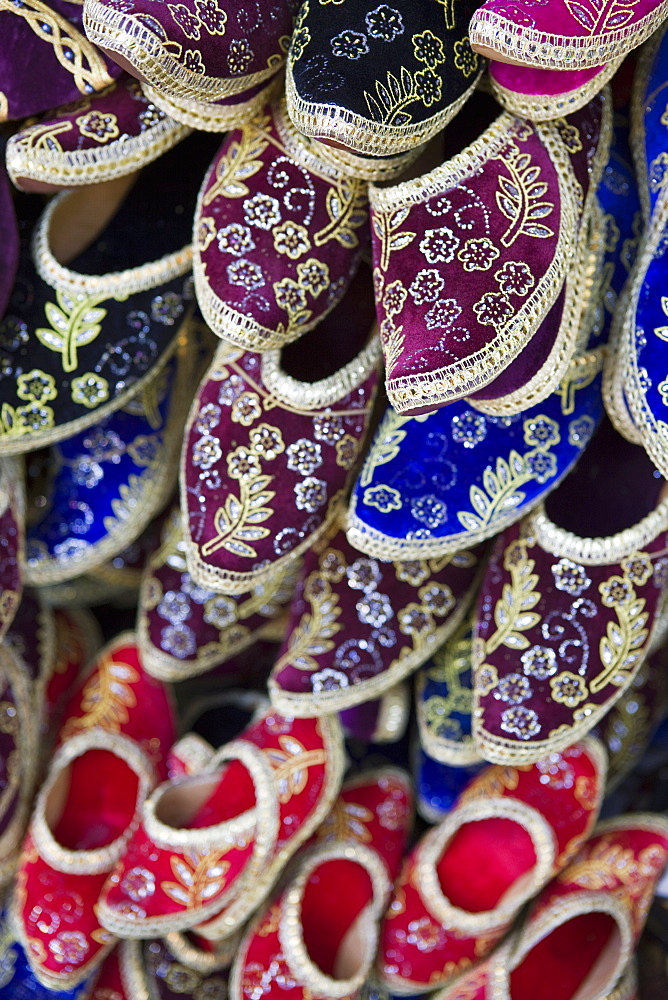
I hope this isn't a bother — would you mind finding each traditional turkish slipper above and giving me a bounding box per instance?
[119,936,232,1000]
[181,277,380,596]
[0,132,217,457]
[370,90,606,414]
[597,107,642,443]
[487,59,624,121]
[163,926,241,975]
[430,813,668,1000]
[0,163,19,323]
[0,643,39,888]
[82,0,294,115]
[193,97,370,353]
[416,613,483,769]
[285,0,483,159]
[377,739,607,994]
[468,0,668,70]
[22,337,193,586]
[267,517,483,717]
[0,458,25,643]
[5,75,191,195]
[138,506,296,682]
[602,35,668,475]
[231,768,412,1000]
[346,338,605,561]
[0,0,121,122]
[472,418,668,766]
[12,633,177,991]
[96,710,344,939]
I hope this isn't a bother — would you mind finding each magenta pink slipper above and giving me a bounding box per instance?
[370,91,606,414]
[469,0,668,70]
[488,58,624,121]
[6,75,190,194]
[268,518,484,716]
[182,268,380,596]
[193,97,370,352]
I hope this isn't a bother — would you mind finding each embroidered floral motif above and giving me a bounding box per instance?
[521,644,557,680]
[457,237,500,272]
[364,484,403,512]
[500,704,541,739]
[552,558,591,595]
[550,671,589,707]
[70,373,109,408]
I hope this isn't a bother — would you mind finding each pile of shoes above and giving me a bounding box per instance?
[1,1,668,998]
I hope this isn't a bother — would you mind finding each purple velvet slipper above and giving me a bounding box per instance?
[0,458,24,644]
[193,97,370,351]
[182,267,380,595]
[469,0,668,70]
[138,507,296,682]
[0,0,121,122]
[0,163,19,323]
[268,518,484,716]
[472,419,668,765]
[6,75,190,194]
[82,0,297,127]
[370,90,608,414]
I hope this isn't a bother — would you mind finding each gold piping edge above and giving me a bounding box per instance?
[469,3,668,70]
[488,57,623,122]
[285,59,482,159]
[143,75,282,133]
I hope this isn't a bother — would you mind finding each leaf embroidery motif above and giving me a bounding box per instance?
[202,115,270,205]
[365,67,423,127]
[564,0,640,34]
[313,179,368,249]
[456,445,558,534]
[35,290,110,373]
[161,850,232,909]
[495,142,554,248]
[483,540,541,655]
[372,207,416,272]
[201,473,275,561]
[60,655,139,739]
[593,578,648,694]
[273,573,343,674]
[265,735,327,803]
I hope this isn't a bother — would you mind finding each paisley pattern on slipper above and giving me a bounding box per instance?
[6,75,191,194]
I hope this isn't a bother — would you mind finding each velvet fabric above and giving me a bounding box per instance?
[347,361,604,560]
[0,907,96,1000]
[473,452,668,763]
[234,770,412,1000]
[633,25,668,220]
[193,98,370,351]
[378,741,605,993]
[6,75,190,194]
[0,164,19,322]
[268,521,483,715]
[45,608,101,739]
[469,0,668,69]
[489,60,617,119]
[24,350,187,585]
[370,96,600,413]
[15,635,176,990]
[0,133,219,457]
[139,507,296,682]
[83,0,296,102]
[0,0,121,122]
[0,457,24,643]
[0,642,38,884]
[286,0,482,156]
[182,294,380,595]
[5,590,55,713]
[98,712,342,936]
[414,749,484,823]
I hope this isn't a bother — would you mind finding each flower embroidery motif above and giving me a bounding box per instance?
[425,297,462,330]
[48,931,90,965]
[409,268,445,304]
[411,494,447,528]
[383,280,408,317]
[420,227,460,264]
[365,5,404,41]
[195,0,228,35]
[521,644,557,680]
[227,446,261,481]
[600,575,634,608]
[16,368,57,403]
[412,29,445,67]
[551,558,591,596]
[347,557,381,592]
[217,223,255,257]
[331,29,369,60]
[473,291,514,327]
[313,413,344,443]
[414,67,442,107]
[227,38,252,74]
[184,49,205,74]
[620,553,653,588]
[249,423,285,460]
[120,867,156,902]
[363,484,402,513]
[523,415,560,448]
[244,193,281,231]
[495,260,535,297]
[476,663,498,696]
[335,434,358,469]
[568,415,595,447]
[356,591,393,627]
[197,217,216,252]
[494,672,532,704]
[168,3,200,38]
[500,705,541,740]
[273,278,307,315]
[70,373,109,408]
[457,237,499,272]
[398,603,433,638]
[203,595,237,629]
[76,111,120,142]
[451,410,487,448]
[294,476,327,512]
[296,258,330,297]
[226,258,265,291]
[273,221,311,260]
[230,392,262,426]
[453,36,478,77]
[550,671,589,708]
[525,450,557,483]
[286,438,323,475]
